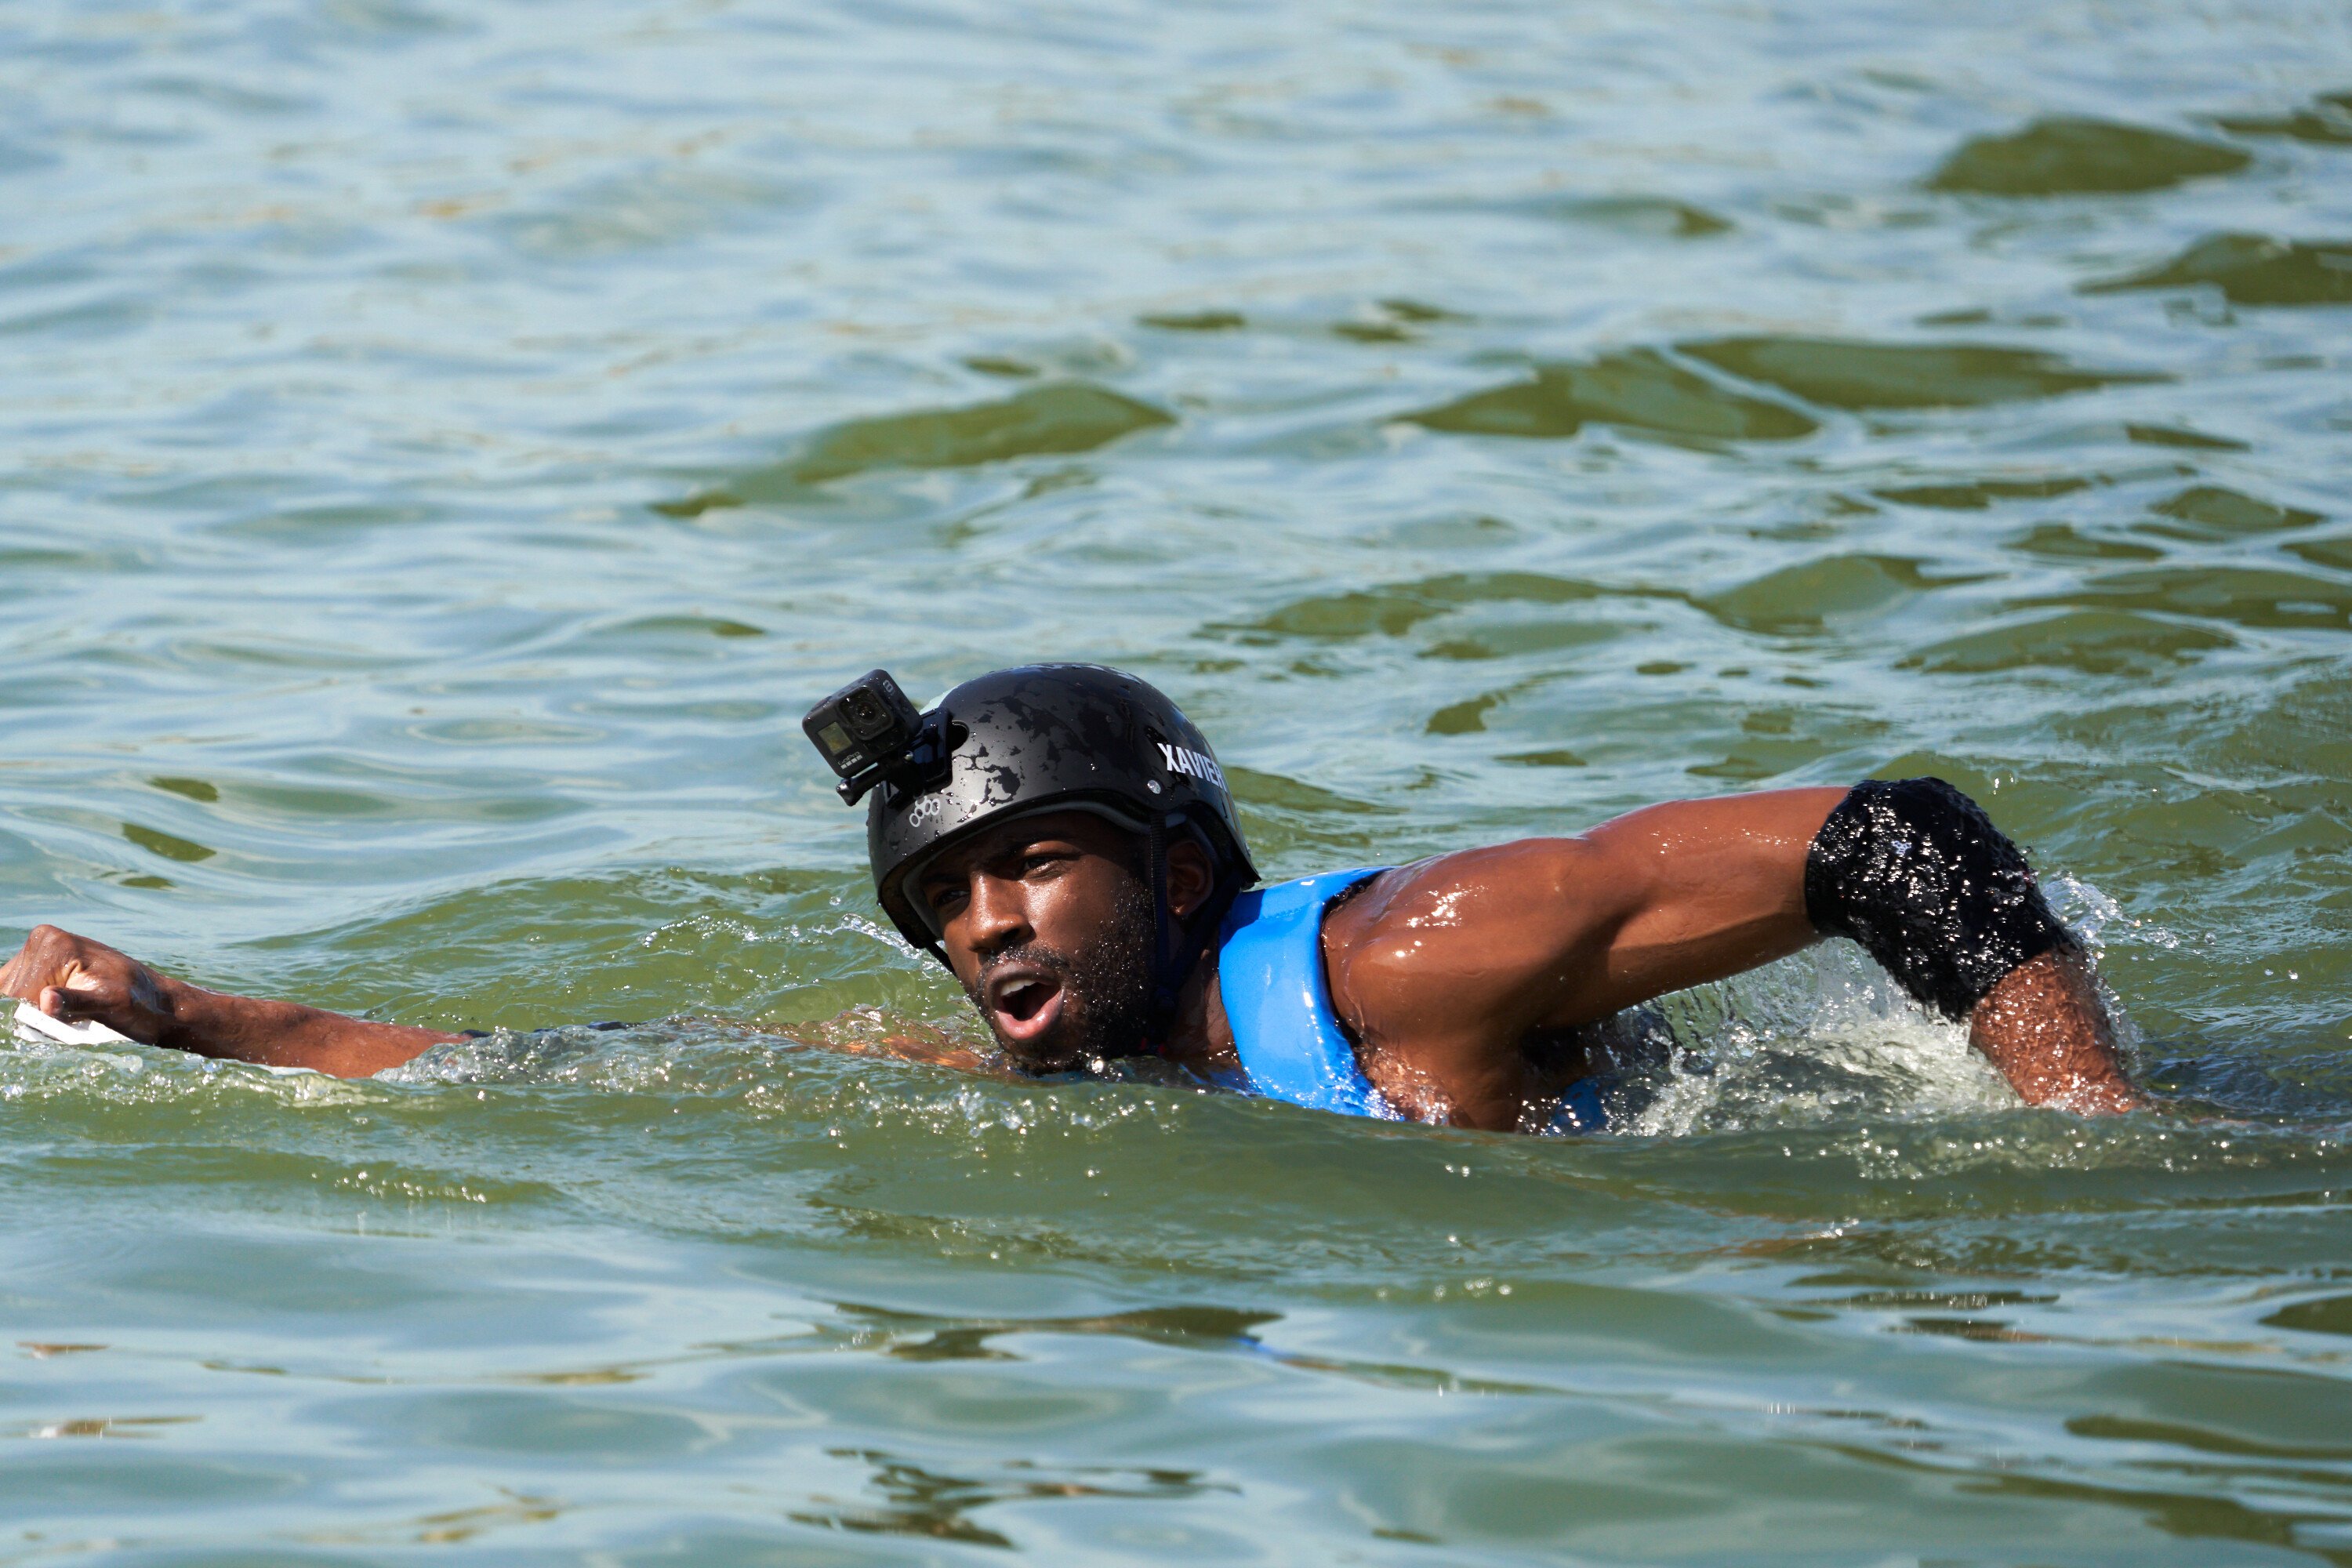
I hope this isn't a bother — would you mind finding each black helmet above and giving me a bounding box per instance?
[804,664,1259,1004]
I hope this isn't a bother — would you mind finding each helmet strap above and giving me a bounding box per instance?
[1145,820,1177,1046]
[1142,815,1247,1053]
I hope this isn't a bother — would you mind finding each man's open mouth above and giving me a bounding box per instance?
[984,964,1066,1045]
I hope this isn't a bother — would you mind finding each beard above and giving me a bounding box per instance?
[964,873,1159,1069]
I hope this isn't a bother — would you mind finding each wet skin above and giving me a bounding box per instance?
[913,812,1174,1072]
[0,924,464,1079]
[909,797,2138,1128]
[1298,792,2138,1125]
[1,791,2140,1128]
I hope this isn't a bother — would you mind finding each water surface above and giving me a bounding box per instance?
[3,0,2351,1562]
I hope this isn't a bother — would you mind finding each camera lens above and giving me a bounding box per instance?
[842,690,887,737]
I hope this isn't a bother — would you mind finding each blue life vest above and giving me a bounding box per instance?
[1214,869,1610,1131]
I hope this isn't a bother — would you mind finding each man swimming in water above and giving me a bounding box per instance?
[1,664,2139,1129]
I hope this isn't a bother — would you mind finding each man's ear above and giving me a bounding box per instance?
[1163,836,1215,921]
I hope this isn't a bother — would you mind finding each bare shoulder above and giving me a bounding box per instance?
[1316,789,1842,1080]
[1326,838,1619,946]
[1321,838,1632,1034]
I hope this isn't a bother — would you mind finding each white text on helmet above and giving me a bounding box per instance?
[1156,742,1225,790]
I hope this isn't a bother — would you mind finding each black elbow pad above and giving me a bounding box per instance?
[1804,778,2075,1021]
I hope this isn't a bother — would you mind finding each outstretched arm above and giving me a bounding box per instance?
[1,925,460,1078]
[1324,782,2139,1127]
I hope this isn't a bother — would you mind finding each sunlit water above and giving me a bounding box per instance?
[5,0,2352,1561]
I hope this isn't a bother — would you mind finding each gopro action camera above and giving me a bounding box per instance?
[802,669,926,804]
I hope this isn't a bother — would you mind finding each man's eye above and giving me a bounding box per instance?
[927,886,967,915]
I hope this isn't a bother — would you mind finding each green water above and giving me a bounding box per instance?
[4,0,2351,1560]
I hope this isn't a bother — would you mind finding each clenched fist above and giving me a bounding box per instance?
[0,925,183,1046]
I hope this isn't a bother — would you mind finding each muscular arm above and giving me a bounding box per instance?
[1323,786,2137,1129]
[2,925,460,1078]
[1969,947,2139,1114]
